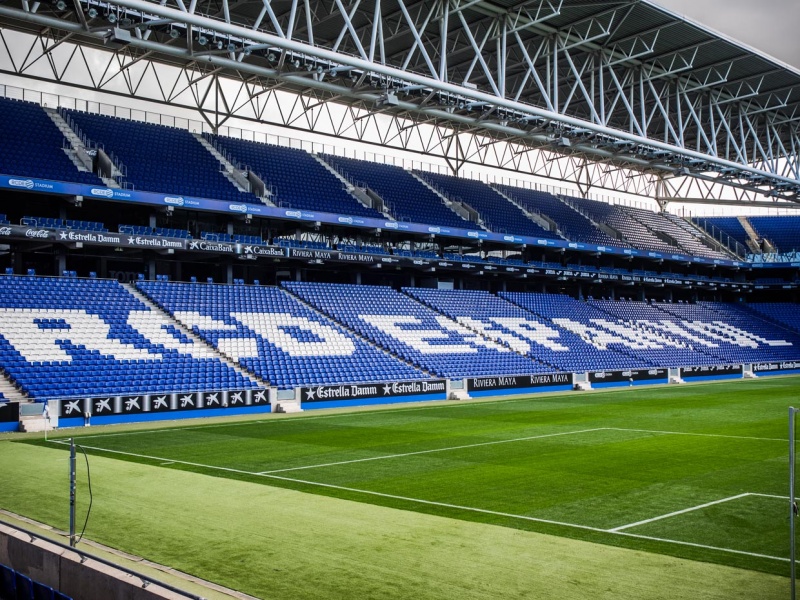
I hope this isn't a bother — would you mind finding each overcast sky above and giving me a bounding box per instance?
[655,0,800,68]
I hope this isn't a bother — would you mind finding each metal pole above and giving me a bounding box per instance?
[791,407,797,600]
[69,438,76,547]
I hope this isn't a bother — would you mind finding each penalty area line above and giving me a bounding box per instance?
[609,493,751,532]
[605,427,787,442]
[258,427,608,474]
[52,439,789,563]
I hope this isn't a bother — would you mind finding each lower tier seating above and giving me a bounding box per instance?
[136,281,424,389]
[283,282,551,378]
[0,276,258,399]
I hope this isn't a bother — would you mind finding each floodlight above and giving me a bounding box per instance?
[197,34,208,46]
[55,0,67,10]
[105,11,117,23]
[169,27,180,39]
[86,7,98,17]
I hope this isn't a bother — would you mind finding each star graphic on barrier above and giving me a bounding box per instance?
[180,394,194,407]
[128,237,136,245]
[254,390,267,402]
[95,398,111,412]
[59,231,68,240]
[153,396,168,409]
[206,393,219,405]
[383,384,392,395]
[230,392,243,404]
[305,388,315,400]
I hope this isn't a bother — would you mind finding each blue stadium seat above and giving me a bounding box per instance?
[62,110,259,205]
[0,98,103,186]
[137,280,424,389]
[0,275,258,400]
[319,155,470,229]
[284,282,550,378]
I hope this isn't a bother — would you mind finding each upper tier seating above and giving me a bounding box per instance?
[320,155,470,229]
[403,288,644,371]
[493,185,622,246]
[621,206,726,259]
[62,110,258,204]
[137,281,423,389]
[0,276,257,400]
[207,135,382,218]
[748,216,800,254]
[651,301,799,364]
[414,171,553,237]
[0,98,102,186]
[661,213,729,258]
[284,282,550,378]
[567,197,673,253]
[695,216,751,251]
[563,197,727,259]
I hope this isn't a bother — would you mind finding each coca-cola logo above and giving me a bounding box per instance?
[0,227,11,236]
[25,229,49,238]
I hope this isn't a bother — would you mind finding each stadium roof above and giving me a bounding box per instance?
[0,0,798,205]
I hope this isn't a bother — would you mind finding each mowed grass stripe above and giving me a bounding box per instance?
[257,427,606,474]
[27,377,800,576]
[48,438,789,564]
[0,442,787,600]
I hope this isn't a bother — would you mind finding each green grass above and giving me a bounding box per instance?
[3,377,800,598]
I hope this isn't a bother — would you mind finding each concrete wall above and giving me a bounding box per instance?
[0,523,190,600]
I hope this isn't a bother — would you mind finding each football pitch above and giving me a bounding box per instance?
[2,376,800,599]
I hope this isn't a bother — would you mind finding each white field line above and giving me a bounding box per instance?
[257,428,607,474]
[609,493,751,532]
[48,439,789,562]
[606,427,787,442]
[751,493,790,500]
[613,531,788,563]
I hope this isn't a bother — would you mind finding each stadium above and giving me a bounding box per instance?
[0,0,799,597]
